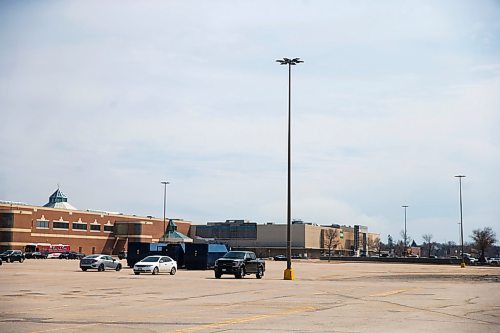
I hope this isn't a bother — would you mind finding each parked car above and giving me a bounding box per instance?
[59,251,86,260]
[47,252,62,259]
[80,254,122,271]
[0,250,25,263]
[273,254,287,261]
[465,257,478,264]
[118,251,127,260]
[31,251,48,259]
[488,258,500,266]
[133,255,177,275]
[214,251,265,279]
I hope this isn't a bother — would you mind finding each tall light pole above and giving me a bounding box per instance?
[402,205,408,257]
[276,57,303,281]
[161,181,170,236]
[455,175,465,268]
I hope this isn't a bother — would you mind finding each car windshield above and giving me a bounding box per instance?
[2,250,13,255]
[141,256,161,262]
[85,255,100,259]
[223,252,246,259]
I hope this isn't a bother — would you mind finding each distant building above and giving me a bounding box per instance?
[410,240,421,257]
[190,220,379,259]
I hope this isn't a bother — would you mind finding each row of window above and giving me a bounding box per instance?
[36,220,113,232]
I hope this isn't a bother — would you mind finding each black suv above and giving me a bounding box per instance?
[0,250,25,263]
[214,251,265,279]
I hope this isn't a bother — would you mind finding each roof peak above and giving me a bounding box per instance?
[44,187,76,210]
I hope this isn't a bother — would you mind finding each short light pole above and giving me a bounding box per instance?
[402,205,408,257]
[276,57,303,281]
[455,175,465,268]
[161,181,170,235]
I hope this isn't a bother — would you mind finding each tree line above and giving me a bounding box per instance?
[372,227,498,262]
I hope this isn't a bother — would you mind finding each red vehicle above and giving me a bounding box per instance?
[25,243,70,258]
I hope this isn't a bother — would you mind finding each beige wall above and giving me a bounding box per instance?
[304,225,324,249]
[200,223,379,252]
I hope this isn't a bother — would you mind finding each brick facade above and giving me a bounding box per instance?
[0,203,191,255]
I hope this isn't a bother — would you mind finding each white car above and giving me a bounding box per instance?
[47,252,62,259]
[488,258,500,266]
[133,255,177,275]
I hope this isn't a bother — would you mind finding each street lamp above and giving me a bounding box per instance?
[455,175,465,268]
[276,57,303,281]
[161,181,170,236]
[402,205,408,257]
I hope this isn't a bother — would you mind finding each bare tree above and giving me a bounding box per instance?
[387,235,394,254]
[445,241,457,256]
[422,234,434,257]
[399,230,412,256]
[324,228,339,262]
[471,227,497,263]
[368,236,381,256]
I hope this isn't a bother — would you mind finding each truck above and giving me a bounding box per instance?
[214,251,265,279]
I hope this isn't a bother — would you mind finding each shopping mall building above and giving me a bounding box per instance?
[0,188,191,254]
[1,189,379,258]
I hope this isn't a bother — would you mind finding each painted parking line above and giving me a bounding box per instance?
[171,305,317,333]
[28,323,101,333]
[368,288,414,297]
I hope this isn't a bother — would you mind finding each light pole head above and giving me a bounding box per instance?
[402,205,408,208]
[454,175,466,178]
[161,181,170,185]
[276,58,304,65]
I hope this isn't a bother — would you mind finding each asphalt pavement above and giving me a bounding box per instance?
[0,259,498,333]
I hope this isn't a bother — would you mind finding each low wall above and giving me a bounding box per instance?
[319,256,463,265]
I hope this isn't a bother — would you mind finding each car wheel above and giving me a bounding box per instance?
[9,258,13,263]
[170,267,176,275]
[98,264,105,272]
[152,267,159,275]
[81,268,87,271]
[19,258,24,263]
[235,266,245,279]
[215,271,222,279]
[134,272,140,275]
[256,266,263,279]
[115,264,122,271]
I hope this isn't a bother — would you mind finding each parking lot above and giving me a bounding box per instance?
[1,259,499,333]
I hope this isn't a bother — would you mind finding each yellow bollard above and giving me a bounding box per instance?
[284,268,295,280]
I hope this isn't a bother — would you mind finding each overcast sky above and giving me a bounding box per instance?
[1,0,499,244]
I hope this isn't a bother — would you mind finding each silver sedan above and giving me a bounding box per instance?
[80,254,122,272]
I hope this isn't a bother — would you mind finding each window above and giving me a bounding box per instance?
[72,223,87,231]
[53,221,69,229]
[90,224,101,231]
[36,220,49,229]
[104,225,113,232]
